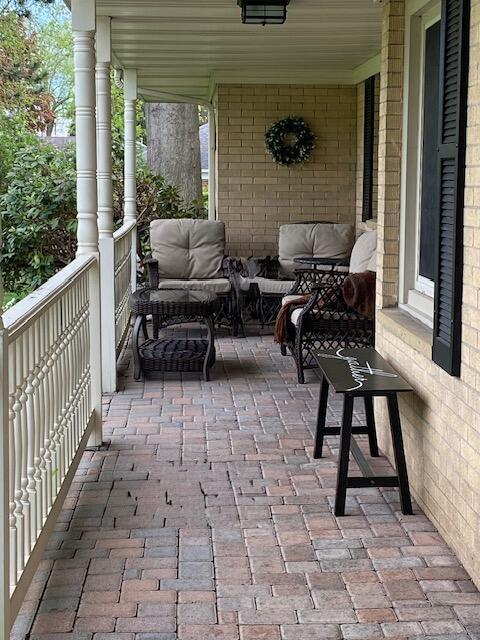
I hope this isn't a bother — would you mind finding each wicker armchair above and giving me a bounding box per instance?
[280,229,377,383]
[143,219,245,336]
[281,269,374,383]
[243,222,355,326]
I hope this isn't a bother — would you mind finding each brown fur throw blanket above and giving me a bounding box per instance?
[341,271,376,319]
[274,295,309,344]
[274,271,375,345]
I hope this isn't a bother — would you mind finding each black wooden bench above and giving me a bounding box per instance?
[313,347,413,517]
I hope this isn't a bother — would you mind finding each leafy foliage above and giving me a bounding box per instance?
[0,12,54,130]
[1,136,206,297]
[33,4,73,130]
[0,2,206,301]
[1,140,77,294]
[0,0,53,18]
[0,112,37,193]
[110,134,206,261]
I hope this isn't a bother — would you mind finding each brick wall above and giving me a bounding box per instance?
[216,84,357,256]
[375,0,480,587]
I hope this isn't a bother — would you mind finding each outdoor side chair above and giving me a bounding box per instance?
[280,230,377,383]
[239,221,355,326]
[143,218,245,336]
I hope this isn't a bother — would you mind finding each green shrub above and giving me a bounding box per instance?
[1,135,206,297]
[109,132,206,260]
[0,113,37,194]
[1,140,77,295]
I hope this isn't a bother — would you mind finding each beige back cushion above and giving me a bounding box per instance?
[150,219,225,279]
[349,230,377,273]
[278,223,355,279]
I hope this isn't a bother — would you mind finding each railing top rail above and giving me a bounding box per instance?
[2,255,96,337]
[113,219,136,242]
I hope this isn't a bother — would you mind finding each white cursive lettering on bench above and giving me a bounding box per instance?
[319,348,398,392]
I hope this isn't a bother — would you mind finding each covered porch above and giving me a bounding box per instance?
[10,335,479,640]
[2,0,480,637]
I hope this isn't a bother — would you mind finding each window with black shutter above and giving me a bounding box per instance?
[432,0,470,376]
[362,75,376,222]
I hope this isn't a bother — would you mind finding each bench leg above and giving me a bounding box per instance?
[314,376,329,459]
[334,394,354,517]
[132,314,144,381]
[364,396,379,457]
[387,394,413,515]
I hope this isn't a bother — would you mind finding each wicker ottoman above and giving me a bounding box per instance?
[130,288,221,381]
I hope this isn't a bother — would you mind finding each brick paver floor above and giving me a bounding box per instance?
[12,330,480,640]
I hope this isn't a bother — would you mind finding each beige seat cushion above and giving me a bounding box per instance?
[290,307,346,327]
[282,294,306,306]
[252,277,295,295]
[150,219,225,279]
[158,278,231,294]
[278,222,354,279]
[290,307,306,326]
[349,230,377,273]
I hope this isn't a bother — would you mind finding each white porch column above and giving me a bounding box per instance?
[96,17,116,393]
[72,0,102,445]
[124,69,137,290]
[208,105,217,220]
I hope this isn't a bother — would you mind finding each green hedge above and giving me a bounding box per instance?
[1,136,206,300]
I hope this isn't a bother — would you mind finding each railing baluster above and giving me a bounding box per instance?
[32,322,42,537]
[13,339,24,576]
[44,305,54,516]
[20,333,30,561]
[25,325,36,553]
[36,320,47,530]
[8,345,17,588]
[52,301,62,496]
[2,254,103,631]
[113,222,134,357]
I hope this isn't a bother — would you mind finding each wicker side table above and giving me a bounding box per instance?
[130,289,221,381]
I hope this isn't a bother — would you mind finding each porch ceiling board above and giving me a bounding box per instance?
[97,0,382,101]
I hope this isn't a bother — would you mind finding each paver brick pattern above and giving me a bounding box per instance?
[12,330,480,640]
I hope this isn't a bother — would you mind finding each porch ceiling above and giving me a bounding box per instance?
[96,0,383,103]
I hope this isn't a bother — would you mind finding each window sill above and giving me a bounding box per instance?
[401,289,434,329]
[377,308,433,359]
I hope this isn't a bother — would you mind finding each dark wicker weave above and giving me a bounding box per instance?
[281,269,374,384]
[243,256,349,328]
[130,289,220,381]
[131,288,220,318]
[143,256,245,336]
[139,339,215,373]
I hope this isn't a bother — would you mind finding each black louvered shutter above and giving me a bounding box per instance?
[362,75,376,222]
[432,0,470,376]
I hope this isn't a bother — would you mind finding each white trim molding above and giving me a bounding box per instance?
[352,54,381,84]
[399,0,440,329]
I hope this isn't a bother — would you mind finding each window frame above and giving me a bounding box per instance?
[399,0,441,329]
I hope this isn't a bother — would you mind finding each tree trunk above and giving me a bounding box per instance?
[146,102,202,205]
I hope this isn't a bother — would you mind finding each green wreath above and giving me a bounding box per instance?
[265,116,316,166]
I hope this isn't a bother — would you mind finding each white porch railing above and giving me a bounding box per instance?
[113,220,136,355]
[0,255,98,627]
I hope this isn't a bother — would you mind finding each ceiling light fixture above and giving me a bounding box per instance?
[237,0,290,25]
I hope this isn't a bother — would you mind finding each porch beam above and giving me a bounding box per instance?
[72,0,103,445]
[124,68,138,291]
[96,16,117,394]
